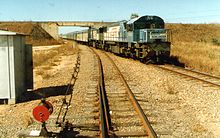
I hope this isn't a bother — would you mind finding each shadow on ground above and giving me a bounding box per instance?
[18,122,95,138]
[18,85,73,103]
[168,56,185,67]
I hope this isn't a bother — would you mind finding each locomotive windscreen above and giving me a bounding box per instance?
[133,16,165,29]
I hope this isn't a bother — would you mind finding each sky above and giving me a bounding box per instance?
[0,0,220,34]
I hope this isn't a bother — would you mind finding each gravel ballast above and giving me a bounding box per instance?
[108,52,220,137]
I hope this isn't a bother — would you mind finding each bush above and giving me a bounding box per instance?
[212,38,220,46]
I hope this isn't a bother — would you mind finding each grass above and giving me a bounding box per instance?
[33,40,78,68]
[191,123,207,132]
[166,23,220,76]
[33,40,79,79]
[35,69,51,79]
[33,50,58,67]
[166,24,220,44]
[171,42,220,75]
[162,78,176,95]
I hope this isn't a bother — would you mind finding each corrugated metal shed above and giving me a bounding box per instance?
[0,30,33,104]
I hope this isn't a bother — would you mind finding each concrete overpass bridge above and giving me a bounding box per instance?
[0,21,115,39]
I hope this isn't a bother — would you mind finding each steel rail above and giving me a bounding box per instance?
[173,65,220,80]
[156,65,220,88]
[90,48,110,138]
[103,52,158,138]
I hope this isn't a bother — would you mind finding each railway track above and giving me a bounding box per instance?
[155,65,220,88]
[25,45,218,137]
[91,48,157,138]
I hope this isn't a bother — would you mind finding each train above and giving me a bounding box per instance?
[64,15,171,63]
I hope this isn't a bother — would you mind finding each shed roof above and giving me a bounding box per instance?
[0,29,26,36]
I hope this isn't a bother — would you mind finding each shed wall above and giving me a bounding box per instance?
[8,36,15,99]
[13,36,26,100]
[0,32,33,103]
[0,36,10,98]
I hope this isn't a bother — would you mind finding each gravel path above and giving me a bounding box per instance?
[62,45,100,137]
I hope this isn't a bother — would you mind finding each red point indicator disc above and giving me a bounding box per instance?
[32,105,50,122]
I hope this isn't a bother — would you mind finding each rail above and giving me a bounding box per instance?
[90,48,110,138]
[155,65,220,88]
[103,52,158,138]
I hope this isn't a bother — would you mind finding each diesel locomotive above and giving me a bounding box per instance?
[65,15,171,63]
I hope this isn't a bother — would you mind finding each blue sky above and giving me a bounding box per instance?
[0,0,220,33]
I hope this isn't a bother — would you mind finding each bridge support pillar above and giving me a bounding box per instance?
[39,22,59,40]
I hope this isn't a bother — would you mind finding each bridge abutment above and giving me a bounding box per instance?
[39,22,59,40]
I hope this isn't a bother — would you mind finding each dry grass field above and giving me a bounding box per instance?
[33,41,77,67]
[33,41,79,79]
[166,24,220,75]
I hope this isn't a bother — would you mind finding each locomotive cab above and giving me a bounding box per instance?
[127,15,171,63]
[126,15,169,43]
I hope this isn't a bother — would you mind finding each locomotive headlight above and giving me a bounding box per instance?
[150,31,166,40]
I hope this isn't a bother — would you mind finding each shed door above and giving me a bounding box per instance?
[0,36,10,98]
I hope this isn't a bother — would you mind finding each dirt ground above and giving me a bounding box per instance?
[0,42,78,138]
